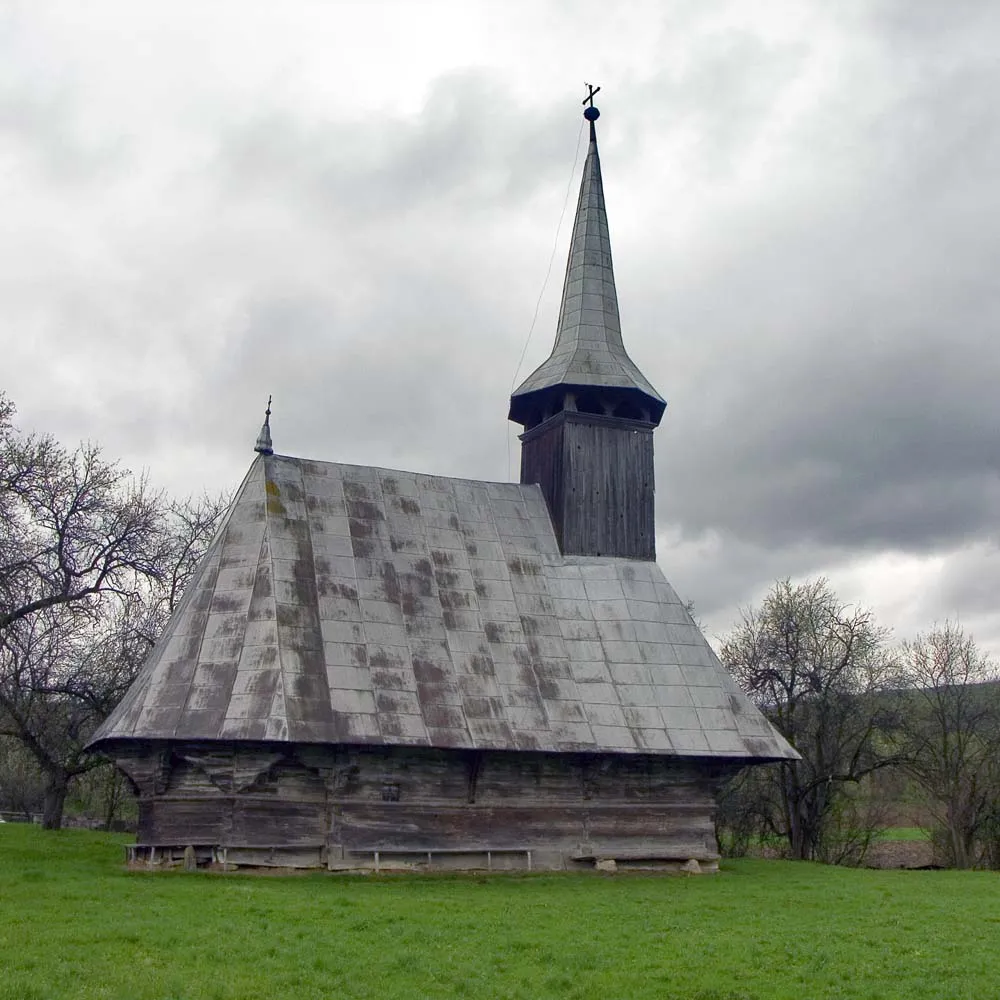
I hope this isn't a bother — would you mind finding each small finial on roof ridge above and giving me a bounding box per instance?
[254,394,273,455]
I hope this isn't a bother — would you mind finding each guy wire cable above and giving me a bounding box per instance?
[506,114,587,480]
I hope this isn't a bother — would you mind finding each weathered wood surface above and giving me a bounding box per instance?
[114,740,736,870]
[520,411,655,560]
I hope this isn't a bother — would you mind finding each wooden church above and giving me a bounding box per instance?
[90,98,796,871]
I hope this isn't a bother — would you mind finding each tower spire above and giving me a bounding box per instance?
[509,93,664,560]
[509,90,665,430]
[254,395,273,455]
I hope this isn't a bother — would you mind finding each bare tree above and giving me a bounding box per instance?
[0,393,226,828]
[0,737,47,819]
[721,578,898,862]
[896,623,1000,868]
[0,398,166,633]
[135,495,228,644]
[0,610,107,826]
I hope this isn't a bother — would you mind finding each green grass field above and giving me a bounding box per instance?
[1,824,996,1000]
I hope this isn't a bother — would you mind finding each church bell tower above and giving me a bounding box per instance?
[509,91,665,560]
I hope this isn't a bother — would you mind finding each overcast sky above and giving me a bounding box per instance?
[3,0,998,657]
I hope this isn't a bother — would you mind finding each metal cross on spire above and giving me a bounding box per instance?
[582,83,601,137]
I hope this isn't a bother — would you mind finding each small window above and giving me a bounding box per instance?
[575,392,604,415]
[613,399,644,420]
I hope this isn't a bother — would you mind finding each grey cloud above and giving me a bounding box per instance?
[4,1,999,662]
[212,71,578,224]
[0,67,129,184]
[632,6,1000,556]
[866,0,999,51]
[195,277,518,485]
[630,31,809,178]
[918,542,1000,625]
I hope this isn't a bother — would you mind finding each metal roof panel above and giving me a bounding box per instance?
[90,454,796,761]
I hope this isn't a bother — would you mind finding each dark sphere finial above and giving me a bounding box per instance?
[583,105,600,122]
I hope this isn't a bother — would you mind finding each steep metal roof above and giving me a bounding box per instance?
[509,112,666,426]
[91,454,794,760]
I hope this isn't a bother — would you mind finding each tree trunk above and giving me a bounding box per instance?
[102,768,126,831]
[944,799,976,868]
[784,766,808,860]
[41,774,69,830]
[786,787,817,861]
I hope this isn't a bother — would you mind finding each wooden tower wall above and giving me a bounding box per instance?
[520,411,656,560]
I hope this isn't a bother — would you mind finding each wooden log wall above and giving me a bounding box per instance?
[113,741,738,871]
[519,411,655,561]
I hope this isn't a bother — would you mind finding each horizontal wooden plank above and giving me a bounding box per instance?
[128,741,725,868]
